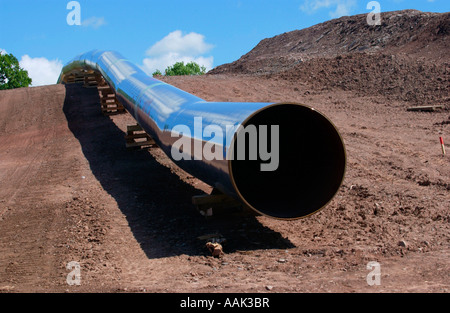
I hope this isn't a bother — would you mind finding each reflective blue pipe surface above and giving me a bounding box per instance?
[58,50,346,220]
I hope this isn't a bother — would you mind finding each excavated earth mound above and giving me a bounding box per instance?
[211,10,449,106]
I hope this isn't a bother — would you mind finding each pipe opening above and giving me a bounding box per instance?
[230,103,346,220]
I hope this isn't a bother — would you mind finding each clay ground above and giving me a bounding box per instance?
[0,75,448,293]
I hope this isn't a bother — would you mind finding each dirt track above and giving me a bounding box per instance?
[0,75,448,293]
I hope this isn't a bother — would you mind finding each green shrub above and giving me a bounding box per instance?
[152,69,162,77]
[161,61,207,76]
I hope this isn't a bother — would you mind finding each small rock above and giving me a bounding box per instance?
[266,285,273,291]
[398,240,408,248]
[277,258,287,263]
[205,242,224,258]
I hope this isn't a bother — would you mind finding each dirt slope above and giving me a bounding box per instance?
[0,77,449,292]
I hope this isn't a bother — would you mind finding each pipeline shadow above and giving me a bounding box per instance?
[63,84,294,259]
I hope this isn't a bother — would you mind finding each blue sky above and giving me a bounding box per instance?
[0,0,448,86]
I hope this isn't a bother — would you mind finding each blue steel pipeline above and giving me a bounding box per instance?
[58,50,346,220]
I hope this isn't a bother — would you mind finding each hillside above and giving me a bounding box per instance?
[210,10,449,106]
[211,10,449,74]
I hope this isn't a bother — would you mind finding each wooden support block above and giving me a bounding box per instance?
[126,124,145,132]
[99,91,114,97]
[84,75,101,88]
[101,99,118,105]
[101,105,125,115]
[125,133,151,140]
[98,88,114,93]
[125,139,156,149]
[98,87,125,115]
[125,124,156,149]
[101,108,125,116]
[65,74,81,84]
[407,105,444,112]
[192,190,253,218]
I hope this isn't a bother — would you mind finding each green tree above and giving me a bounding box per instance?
[164,61,206,76]
[0,53,32,90]
[152,69,162,77]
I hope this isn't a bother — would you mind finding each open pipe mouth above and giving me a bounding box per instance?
[229,103,346,220]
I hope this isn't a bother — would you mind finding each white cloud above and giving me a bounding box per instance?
[146,30,213,57]
[19,55,63,86]
[300,0,356,18]
[0,48,7,55]
[81,16,106,29]
[143,30,214,74]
